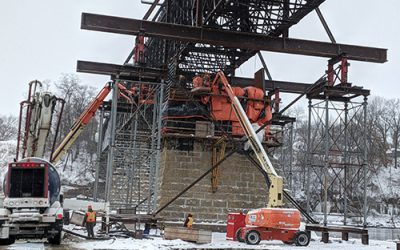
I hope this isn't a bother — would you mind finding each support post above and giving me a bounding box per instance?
[363,96,368,227]
[280,125,285,174]
[196,0,203,26]
[148,85,159,213]
[153,82,164,212]
[342,232,349,241]
[94,107,104,201]
[288,122,294,190]
[323,96,329,226]
[105,80,119,203]
[322,231,329,243]
[343,102,348,225]
[306,99,312,214]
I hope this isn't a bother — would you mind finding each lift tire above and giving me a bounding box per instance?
[245,230,261,245]
[235,228,244,242]
[295,231,310,247]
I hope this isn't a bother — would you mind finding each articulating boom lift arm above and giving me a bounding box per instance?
[212,71,284,207]
[50,82,112,163]
[50,82,131,164]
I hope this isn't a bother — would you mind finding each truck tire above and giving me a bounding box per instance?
[48,230,62,245]
[0,236,15,245]
[295,231,310,246]
[245,230,261,245]
[235,228,244,242]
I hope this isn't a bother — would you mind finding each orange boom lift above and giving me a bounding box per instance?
[207,71,310,246]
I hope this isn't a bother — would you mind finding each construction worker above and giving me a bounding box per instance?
[84,205,96,238]
[183,213,193,229]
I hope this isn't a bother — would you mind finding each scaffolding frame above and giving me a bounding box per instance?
[305,85,369,226]
[93,80,164,213]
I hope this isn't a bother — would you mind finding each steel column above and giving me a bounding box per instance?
[363,97,368,227]
[148,86,159,213]
[94,107,104,201]
[280,125,285,174]
[343,102,348,225]
[288,122,294,190]
[105,81,119,202]
[306,99,312,214]
[153,83,164,212]
[323,96,329,226]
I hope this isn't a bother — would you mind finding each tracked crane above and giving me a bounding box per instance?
[207,71,310,246]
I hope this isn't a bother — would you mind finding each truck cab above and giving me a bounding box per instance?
[0,158,63,245]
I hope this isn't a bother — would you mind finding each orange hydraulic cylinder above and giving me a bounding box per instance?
[245,208,301,230]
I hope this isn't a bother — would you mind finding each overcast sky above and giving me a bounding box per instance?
[0,0,398,116]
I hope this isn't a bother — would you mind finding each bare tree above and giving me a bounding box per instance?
[53,74,98,163]
[0,115,18,141]
[385,99,400,169]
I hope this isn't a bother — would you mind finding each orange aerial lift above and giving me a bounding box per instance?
[207,71,310,246]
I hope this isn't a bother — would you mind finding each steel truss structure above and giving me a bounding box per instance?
[79,0,387,223]
[145,0,325,76]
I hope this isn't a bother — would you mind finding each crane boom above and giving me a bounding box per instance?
[50,82,113,163]
[212,71,284,207]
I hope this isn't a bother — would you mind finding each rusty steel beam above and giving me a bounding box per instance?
[232,77,311,94]
[76,60,166,80]
[77,60,311,93]
[81,13,387,63]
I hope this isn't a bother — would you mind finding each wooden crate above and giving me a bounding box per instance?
[164,227,212,244]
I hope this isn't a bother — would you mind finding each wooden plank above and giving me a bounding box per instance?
[164,227,212,244]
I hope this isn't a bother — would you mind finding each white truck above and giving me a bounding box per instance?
[0,80,65,245]
[0,158,63,245]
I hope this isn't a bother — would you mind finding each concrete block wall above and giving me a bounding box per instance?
[156,139,269,224]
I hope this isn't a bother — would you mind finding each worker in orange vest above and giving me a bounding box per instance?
[183,213,193,229]
[84,205,96,238]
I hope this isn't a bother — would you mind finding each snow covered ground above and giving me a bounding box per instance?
[68,232,395,250]
[1,233,395,250]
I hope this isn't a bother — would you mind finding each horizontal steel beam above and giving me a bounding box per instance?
[232,77,311,94]
[81,13,387,63]
[77,60,311,93]
[76,60,166,80]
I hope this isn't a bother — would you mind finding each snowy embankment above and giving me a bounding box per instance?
[69,232,394,250]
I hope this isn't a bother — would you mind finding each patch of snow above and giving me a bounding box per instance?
[70,232,396,250]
